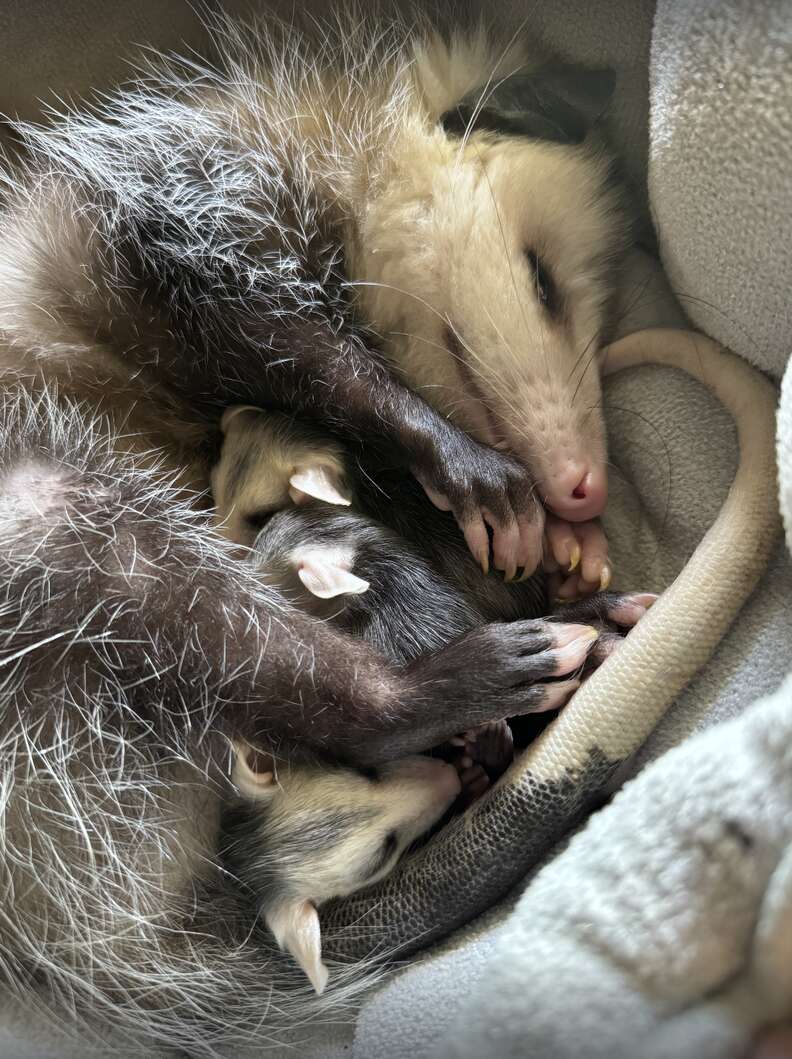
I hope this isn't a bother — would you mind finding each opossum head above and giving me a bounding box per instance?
[226,742,461,994]
[211,406,352,547]
[254,504,372,615]
[353,42,629,523]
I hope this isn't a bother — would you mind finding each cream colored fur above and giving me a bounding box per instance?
[198,15,625,501]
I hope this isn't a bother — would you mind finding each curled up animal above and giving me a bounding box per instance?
[0,5,780,1054]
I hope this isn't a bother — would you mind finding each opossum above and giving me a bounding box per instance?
[0,8,637,1053]
[214,405,648,656]
[223,741,462,995]
[214,405,652,762]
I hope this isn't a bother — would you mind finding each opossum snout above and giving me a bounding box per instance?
[379,756,461,804]
[543,460,608,522]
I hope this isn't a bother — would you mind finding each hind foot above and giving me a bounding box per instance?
[451,719,515,779]
[448,718,514,806]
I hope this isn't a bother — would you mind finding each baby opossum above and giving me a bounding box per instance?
[0,8,634,1052]
[214,406,653,760]
[215,405,649,634]
[223,742,462,994]
[212,409,652,986]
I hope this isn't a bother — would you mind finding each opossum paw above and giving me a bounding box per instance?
[459,719,514,778]
[544,516,610,598]
[409,619,593,730]
[549,592,658,669]
[551,591,658,628]
[414,437,545,581]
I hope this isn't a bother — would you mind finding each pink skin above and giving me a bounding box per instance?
[544,516,612,600]
[440,385,609,586]
[543,460,609,525]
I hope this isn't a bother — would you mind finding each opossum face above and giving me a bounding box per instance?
[227,744,460,993]
[354,66,627,524]
[211,406,352,547]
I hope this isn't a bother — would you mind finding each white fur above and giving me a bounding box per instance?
[231,742,460,993]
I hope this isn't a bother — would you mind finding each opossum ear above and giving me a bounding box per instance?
[297,551,370,599]
[231,740,277,799]
[441,64,615,145]
[289,464,352,507]
[219,405,263,434]
[267,900,329,995]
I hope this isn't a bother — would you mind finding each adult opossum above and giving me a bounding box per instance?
[0,9,628,1050]
[0,8,777,1057]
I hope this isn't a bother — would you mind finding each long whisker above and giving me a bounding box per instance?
[567,329,600,386]
[349,280,529,426]
[481,304,523,376]
[345,278,448,328]
[447,328,535,432]
[570,339,601,408]
[670,290,774,360]
[596,401,674,561]
[470,140,544,374]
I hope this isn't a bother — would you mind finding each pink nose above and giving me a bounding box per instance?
[544,462,607,522]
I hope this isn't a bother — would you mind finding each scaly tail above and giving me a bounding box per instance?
[321,328,780,961]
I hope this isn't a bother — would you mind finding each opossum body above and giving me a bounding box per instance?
[0,9,629,1053]
[213,409,654,982]
[224,745,462,994]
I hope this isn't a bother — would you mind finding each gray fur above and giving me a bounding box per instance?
[253,502,550,664]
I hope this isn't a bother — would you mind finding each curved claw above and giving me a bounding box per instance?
[486,511,520,582]
[545,516,579,572]
[576,520,610,588]
[516,511,544,579]
[545,516,611,598]
[462,515,491,576]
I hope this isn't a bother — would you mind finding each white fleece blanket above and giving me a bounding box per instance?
[352,2,792,1055]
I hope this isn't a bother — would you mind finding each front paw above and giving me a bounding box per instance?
[549,591,659,668]
[413,432,545,583]
[412,618,599,727]
[543,515,611,600]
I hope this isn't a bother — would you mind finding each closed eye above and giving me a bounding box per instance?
[524,249,559,314]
